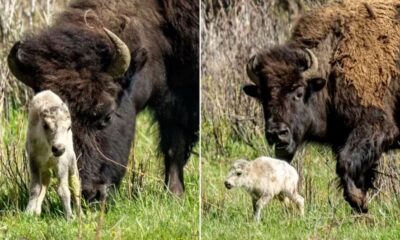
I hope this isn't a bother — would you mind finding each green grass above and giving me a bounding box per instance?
[0,109,199,239]
[201,118,400,240]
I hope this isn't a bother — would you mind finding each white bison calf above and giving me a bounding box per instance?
[224,156,304,222]
[26,90,81,219]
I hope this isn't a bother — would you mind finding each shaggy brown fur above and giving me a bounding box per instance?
[293,0,400,108]
[243,0,400,213]
[9,0,199,199]
[16,0,173,121]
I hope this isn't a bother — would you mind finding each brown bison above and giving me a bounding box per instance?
[8,0,199,201]
[243,0,400,212]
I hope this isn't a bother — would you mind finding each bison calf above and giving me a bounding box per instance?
[224,157,304,222]
[26,90,81,219]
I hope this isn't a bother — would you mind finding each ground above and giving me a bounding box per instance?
[0,110,199,240]
[201,118,400,240]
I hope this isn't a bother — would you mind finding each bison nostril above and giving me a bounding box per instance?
[277,129,290,143]
[266,125,291,145]
[278,129,289,136]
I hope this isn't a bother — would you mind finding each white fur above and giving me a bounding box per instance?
[225,156,304,222]
[25,90,81,219]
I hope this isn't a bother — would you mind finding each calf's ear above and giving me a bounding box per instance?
[243,84,260,99]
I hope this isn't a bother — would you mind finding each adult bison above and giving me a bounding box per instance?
[8,0,199,201]
[243,0,400,212]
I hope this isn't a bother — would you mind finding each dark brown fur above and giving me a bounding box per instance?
[243,0,400,213]
[9,0,199,200]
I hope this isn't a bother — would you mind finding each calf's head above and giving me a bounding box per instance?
[243,46,326,161]
[224,159,250,189]
[39,103,72,157]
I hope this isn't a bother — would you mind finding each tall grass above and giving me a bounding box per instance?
[201,122,400,239]
[0,1,199,239]
[0,0,69,212]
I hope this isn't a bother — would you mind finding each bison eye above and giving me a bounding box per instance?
[104,114,112,123]
[293,88,304,101]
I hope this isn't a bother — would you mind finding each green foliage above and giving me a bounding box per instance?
[0,110,199,239]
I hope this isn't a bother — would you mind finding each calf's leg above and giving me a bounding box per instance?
[33,170,51,215]
[253,194,272,222]
[57,162,73,219]
[69,158,82,217]
[288,191,304,216]
[26,160,50,216]
[26,163,41,215]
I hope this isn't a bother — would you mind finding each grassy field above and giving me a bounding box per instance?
[0,109,199,239]
[201,118,400,240]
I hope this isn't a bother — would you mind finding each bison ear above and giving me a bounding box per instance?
[243,85,260,99]
[8,42,38,91]
[130,47,147,73]
[307,78,326,93]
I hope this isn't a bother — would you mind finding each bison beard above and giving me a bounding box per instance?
[8,0,199,201]
[243,0,400,213]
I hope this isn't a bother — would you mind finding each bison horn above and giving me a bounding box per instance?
[103,28,131,78]
[7,42,37,90]
[302,48,319,80]
[246,55,260,86]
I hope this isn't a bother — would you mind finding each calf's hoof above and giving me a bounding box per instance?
[253,215,261,223]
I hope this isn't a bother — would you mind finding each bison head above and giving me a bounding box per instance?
[8,26,147,130]
[243,46,326,161]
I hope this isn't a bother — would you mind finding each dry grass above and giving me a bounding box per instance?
[0,0,69,119]
[201,0,330,144]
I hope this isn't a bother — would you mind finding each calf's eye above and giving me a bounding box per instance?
[67,126,71,131]
[236,172,242,176]
[43,123,49,130]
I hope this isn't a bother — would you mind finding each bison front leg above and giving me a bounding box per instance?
[158,118,198,197]
[159,125,189,197]
[336,122,397,213]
